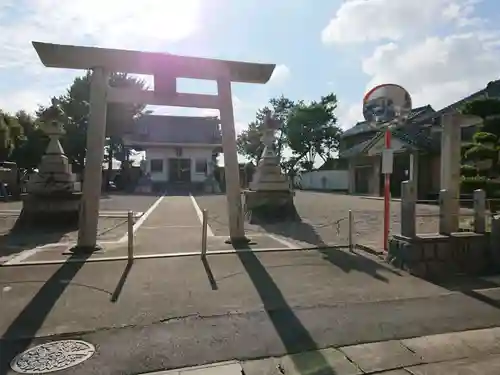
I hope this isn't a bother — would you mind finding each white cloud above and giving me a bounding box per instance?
[362,32,500,109]
[0,89,49,114]
[0,0,202,112]
[0,0,201,72]
[269,64,290,84]
[337,102,363,130]
[322,0,500,128]
[321,0,481,44]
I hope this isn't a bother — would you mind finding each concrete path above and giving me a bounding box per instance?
[11,193,289,264]
[3,250,500,374]
[150,327,500,374]
[3,192,500,374]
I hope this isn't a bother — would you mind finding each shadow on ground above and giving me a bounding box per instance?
[0,253,90,374]
[260,218,400,282]
[0,216,68,259]
[234,245,338,374]
[431,274,500,310]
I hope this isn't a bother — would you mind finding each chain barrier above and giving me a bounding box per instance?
[207,215,349,237]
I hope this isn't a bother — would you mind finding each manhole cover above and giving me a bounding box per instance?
[10,340,95,374]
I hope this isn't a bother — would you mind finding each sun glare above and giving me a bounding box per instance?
[39,0,203,48]
[123,0,201,41]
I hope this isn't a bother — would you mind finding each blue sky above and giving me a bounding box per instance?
[1,0,499,138]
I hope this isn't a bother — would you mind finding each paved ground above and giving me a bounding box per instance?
[2,250,500,374]
[6,193,289,264]
[160,327,500,374]
[0,193,159,214]
[1,190,499,374]
[0,193,163,265]
[2,191,475,264]
[194,191,474,251]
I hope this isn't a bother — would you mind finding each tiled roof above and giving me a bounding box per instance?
[339,80,500,159]
[126,115,222,145]
[339,105,436,158]
[425,80,500,126]
[341,105,434,139]
[338,138,373,158]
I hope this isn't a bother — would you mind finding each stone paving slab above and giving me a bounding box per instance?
[242,348,362,374]
[402,327,500,363]
[406,355,500,375]
[340,340,421,373]
[144,361,242,374]
[217,328,500,375]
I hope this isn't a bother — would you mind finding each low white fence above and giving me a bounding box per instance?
[294,170,348,191]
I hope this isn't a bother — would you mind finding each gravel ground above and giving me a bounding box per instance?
[194,191,474,251]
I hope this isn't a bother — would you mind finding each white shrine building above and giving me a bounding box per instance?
[123,115,222,191]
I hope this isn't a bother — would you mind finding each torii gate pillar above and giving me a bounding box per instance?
[217,77,245,241]
[31,42,276,250]
[78,67,109,249]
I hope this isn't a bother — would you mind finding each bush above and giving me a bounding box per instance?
[473,131,497,144]
[461,176,500,196]
[460,164,477,178]
[464,144,497,161]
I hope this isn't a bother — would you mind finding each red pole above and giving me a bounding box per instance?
[383,128,391,251]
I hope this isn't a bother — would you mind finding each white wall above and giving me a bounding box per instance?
[145,147,213,182]
[295,170,348,191]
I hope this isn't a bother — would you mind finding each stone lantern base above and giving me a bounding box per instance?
[19,191,82,227]
[243,189,299,224]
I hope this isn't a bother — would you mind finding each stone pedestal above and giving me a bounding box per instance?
[243,189,297,224]
[387,232,490,279]
[20,119,81,227]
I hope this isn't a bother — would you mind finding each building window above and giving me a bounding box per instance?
[175,147,183,157]
[195,159,207,174]
[150,159,163,172]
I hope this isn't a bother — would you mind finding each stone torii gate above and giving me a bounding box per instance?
[32,41,276,251]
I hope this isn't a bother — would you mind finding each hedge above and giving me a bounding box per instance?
[461,176,500,197]
[460,165,477,178]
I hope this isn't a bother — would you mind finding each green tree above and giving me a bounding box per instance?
[0,111,24,162]
[37,71,147,182]
[236,121,264,164]
[236,93,343,176]
[236,95,297,164]
[460,97,500,199]
[284,93,342,174]
[10,111,47,171]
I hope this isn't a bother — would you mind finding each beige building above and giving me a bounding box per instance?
[339,80,500,199]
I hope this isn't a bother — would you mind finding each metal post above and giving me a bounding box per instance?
[383,128,392,251]
[348,210,354,252]
[201,209,208,258]
[127,210,134,261]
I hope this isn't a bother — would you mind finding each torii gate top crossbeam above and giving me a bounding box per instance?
[32,42,275,84]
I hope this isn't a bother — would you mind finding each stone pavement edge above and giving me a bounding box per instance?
[142,327,500,375]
